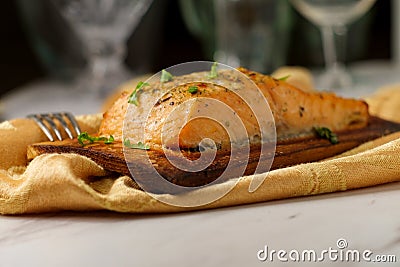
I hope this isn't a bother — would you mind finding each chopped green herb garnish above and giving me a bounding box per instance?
[103,135,115,144]
[277,75,290,81]
[160,69,173,82]
[208,62,218,79]
[77,132,114,146]
[188,86,198,94]
[123,138,150,150]
[128,81,149,106]
[313,127,338,144]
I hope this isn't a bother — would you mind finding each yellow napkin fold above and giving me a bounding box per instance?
[0,87,399,214]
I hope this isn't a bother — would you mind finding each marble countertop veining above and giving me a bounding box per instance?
[0,182,399,267]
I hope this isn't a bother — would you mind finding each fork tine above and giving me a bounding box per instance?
[28,112,81,141]
[41,114,63,141]
[27,114,55,142]
[51,113,73,139]
[63,112,81,135]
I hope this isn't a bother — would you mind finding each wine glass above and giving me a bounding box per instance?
[290,0,376,91]
[50,0,153,97]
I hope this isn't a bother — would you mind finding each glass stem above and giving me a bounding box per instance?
[321,26,334,70]
[320,24,351,89]
[89,40,125,77]
[321,25,347,71]
[333,24,347,68]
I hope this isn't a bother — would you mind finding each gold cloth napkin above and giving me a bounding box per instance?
[0,87,399,214]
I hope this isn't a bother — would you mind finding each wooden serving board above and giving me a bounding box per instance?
[27,116,400,193]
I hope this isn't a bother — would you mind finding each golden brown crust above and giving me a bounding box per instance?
[99,91,129,141]
[239,68,369,135]
[99,68,369,149]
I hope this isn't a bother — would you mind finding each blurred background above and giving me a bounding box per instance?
[0,0,393,97]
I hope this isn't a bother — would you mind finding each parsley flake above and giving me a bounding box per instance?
[277,75,290,81]
[160,69,173,83]
[313,127,338,144]
[77,132,114,146]
[188,86,198,94]
[128,81,149,106]
[208,62,218,79]
[123,138,150,150]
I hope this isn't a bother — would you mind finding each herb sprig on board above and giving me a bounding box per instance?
[313,127,338,144]
[77,132,114,146]
[123,138,150,150]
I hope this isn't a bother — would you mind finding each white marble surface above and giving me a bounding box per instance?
[0,61,400,266]
[0,183,399,267]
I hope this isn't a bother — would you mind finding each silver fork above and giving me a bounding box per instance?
[27,112,81,141]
